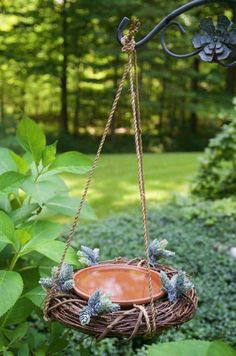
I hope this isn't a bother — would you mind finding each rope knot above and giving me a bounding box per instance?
[121,35,136,53]
[134,304,152,334]
[121,18,140,53]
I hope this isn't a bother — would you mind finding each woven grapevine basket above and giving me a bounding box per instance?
[47,258,198,341]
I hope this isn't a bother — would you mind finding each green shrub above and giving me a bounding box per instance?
[70,197,236,354]
[192,118,236,199]
[148,339,236,356]
[0,117,95,354]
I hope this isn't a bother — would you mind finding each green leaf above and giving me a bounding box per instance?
[148,340,211,356]
[10,203,39,225]
[32,240,78,265]
[27,328,46,350]
[9,151,29,174]
[23,152,33,166]
[0,211,15,241]
[16,117,46,164]
[0,233,11,244]
[49,151,91,174]
[38,257,55,277]
[34,349,47,356]
[28,220,62,241]
[0,148,17,174]
[20,221,62,256]
[47,323,69,353]
[0,243,7,253]
[0,271,23,317]
[15,229,32,247]
[0,211,15,251]
[22,176,68,206]
[47,339,69,354]
[49,322,66,340]
[148,340,236,356]
[3,322,28,345]
[3,351,14,356]
[3,298,34,325]
[0,194,11,213]
[42,142,57,167]
[0,171,26,193]
[0,232,13,252]
[0,332,8,348]
[45,195,96,220]
[20,268,39,292]
[0,241,8,253]
[17,344,29,356]
[24,287,45,307]
[207,340,236,356]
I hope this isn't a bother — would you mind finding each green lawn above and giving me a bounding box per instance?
[64,153,201,217]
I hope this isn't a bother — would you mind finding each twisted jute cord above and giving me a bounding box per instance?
[122,19,157,334]
[43,62,129,320]
[133,304,151,335]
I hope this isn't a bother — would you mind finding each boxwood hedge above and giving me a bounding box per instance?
[69,197,236,354]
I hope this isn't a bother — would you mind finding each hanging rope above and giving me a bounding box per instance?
[43,18,156,335]
[43,61,129,320]
[121,19,156,333]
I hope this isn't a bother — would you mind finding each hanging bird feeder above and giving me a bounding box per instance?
[41,0,236,341]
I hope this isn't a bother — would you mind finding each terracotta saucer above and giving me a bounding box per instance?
[73,264,165,305]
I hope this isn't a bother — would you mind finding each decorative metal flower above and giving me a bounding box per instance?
[192,16,236,62]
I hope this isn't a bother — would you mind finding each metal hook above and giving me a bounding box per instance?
[117,0,236,49]
[160,21,202,59]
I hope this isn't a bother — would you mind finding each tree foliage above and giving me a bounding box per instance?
[1,0,236,151]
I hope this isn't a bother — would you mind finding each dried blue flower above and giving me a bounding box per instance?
[149,239,175,266]
[192,16,236,62]
[77,245,99,266]
[62,280,74,291]
[39,263,74,292]
[160,270,193,303]
[79,308,92,326]
[99,293,120,314]
[38,277,52,290]
[79,290,120,326]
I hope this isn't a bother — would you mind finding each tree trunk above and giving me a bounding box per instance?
[60,0,68,133]
[190,58,200,135]
[159,78,166,132]
[73,63,80,136]
[225,68,236,95]
[225,5,236,96]
[0,70,4,125]
[111,58,119,145]
[20,84,26,113]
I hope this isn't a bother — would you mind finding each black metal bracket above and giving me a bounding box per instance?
[117,0,236,67]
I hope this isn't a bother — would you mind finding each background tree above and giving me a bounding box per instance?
[0,0,235,152]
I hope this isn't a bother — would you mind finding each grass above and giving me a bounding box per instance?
[64,153,201,217]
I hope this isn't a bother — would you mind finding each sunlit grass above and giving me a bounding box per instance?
[64,153,201,218]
